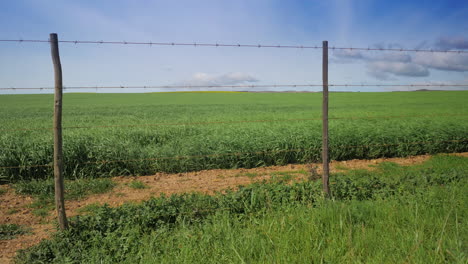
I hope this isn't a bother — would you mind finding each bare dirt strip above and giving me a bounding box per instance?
[1,153,467,263]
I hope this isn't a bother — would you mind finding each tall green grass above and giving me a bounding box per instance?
[15,155,468,263]
[1,91,467,183]
[131,189,465,264]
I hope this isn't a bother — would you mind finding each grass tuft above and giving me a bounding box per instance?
[128,180,149,189]
[14,178,116,201]
[0,224,31,240]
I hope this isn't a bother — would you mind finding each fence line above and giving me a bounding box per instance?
[1,38,468,53]
[1,114,467,132]
[3,34,466,228]
[1,83,468,91]
[1,139,466,170]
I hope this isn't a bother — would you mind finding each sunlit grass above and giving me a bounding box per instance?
[1,91,467,183]
[15,155,468,263]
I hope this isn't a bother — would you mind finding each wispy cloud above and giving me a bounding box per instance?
[178,72,259,86]
[435,36,468,50]
[413,52,468,72]
[1,1,468,93]
[367,61,429,79]
[333,38,468,80]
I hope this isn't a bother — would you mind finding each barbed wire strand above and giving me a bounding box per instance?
[1,83,468,90]
[1,139,466,169]
[1,113,467,132]
[1,39,468,53]
[1,84,314,90]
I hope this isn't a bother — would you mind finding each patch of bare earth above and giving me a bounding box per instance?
[1,152,467,263]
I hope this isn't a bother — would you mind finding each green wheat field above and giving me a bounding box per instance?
[1,91,467,183]
[2,91,468,263]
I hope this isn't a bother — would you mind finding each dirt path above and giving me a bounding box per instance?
[1,153,467,263]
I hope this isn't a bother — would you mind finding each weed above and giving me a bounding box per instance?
[241,172,258,179]
[76,203,102,215]
[14,178,115,201]
[270,172,295,182]
[335,164,349,170]
[128,180,149,189]
[0,224,31,240]
[7,209,19,215]
[32,208,50,218]
[306,163,320,181]
[376,161,402,171]
[293,169,309,175]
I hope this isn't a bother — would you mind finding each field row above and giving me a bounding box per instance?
[1,92,467,183]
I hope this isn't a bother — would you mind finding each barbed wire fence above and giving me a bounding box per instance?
[2,38,468,53]
[1,36,468,169]
[1,34,468,227]
[1,36,468,170]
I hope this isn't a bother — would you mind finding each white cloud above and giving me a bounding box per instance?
[371,53,411,63]
[179,72,259,86]
[334,49,411,63]
[333,39,468,80]
[366,69,396,81]
[331,49,364,63]
[367,61,429,78]
[413,52,468,72]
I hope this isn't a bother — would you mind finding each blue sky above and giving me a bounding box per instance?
[1,0,468,93]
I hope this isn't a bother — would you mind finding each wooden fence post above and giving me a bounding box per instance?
[50,33,68,230]
[322,40,330,195]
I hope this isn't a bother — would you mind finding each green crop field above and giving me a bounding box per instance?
[1,91,467,183]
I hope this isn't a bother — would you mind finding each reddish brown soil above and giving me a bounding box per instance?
[1,152,467,263]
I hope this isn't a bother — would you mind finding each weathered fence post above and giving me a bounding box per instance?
[50,33,68,230]
[322,40,330,195]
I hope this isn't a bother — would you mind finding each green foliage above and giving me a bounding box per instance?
[15,155,468,263]
[14,178,115,201]
[128,185,466,264]
[128,180,148,189]
[32,208,50,218]
[0,224,30,240]
[0,187,6,196]
[75,203,103,215]
[1,92,467,183]
[12,178,115,219]
[236,172,259,178]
